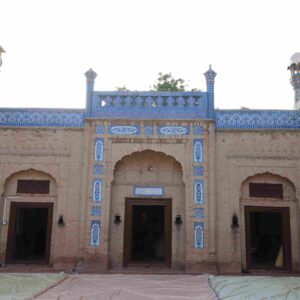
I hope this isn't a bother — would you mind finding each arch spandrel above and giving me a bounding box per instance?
[110,147,187,185]
[240,172,296,201]
[2,168,58,197]
[237,168,297,192]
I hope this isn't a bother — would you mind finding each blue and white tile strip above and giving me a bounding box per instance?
[94,139,104,162]
[93,179,102,202]
[194,222,204,248]
[93,165,104,175]
[193,133,204,248]
[193,139,203,163]
[144,126,153,135]
[91,135,104,246]
[95,124,105,134]
[0,108,84,127]
[194,180,203,205]
[193,166,203,177]
[91,206,102,217]
[216,110,300,129]
[158,126,190,135]
[91,221,101,246]
[108,125,140,135]
[193,208,204,219]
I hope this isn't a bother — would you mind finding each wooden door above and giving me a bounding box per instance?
[245,206,291,270]
[123,198,172,267]
[6,202,53,264]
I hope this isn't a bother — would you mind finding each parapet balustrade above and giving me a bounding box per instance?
[90,91,208,119]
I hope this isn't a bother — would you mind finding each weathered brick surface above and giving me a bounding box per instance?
[0,123,299,274]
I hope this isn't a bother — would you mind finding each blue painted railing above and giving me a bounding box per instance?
[90,91,209,119]
[216,110,300,129]
[0,108,84,127]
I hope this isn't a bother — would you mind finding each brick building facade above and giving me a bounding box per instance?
[0,56,300,273]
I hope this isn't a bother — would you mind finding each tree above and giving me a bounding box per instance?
[115,86,129,91]
[151,73,200,92]
[151,72,186,92]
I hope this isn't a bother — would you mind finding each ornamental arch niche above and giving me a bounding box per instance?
[239,172,298,271]
[0,169,57,265]
[108,150,186,270]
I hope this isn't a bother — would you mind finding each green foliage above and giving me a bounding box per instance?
[115,86,129,91]
[152,72,186,92]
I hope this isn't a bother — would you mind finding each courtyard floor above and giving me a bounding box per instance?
[2,273,300,299]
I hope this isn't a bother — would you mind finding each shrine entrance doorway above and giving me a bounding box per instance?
[123,198,172,267]
[245,206,291,270]
[6,202,53,264]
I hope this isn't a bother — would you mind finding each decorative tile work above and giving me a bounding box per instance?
[93,164,104,175]
[134,186,164,197]
[0,108,84,127]
[193,166,203,177]
[108,125,140,135]
[193,208,204,219]
[91,91,209,119]
[95,124,105,134]
[144,126,153,135]
[91,206,102,217]
[194,222,204,248]
[216,110,300,129]
[94,138,104,162]
[193,126,203,135]
[90,220,101,246]
[193,139,203,163]
[158,126,190,135]
[93,179,102,202]
[194,180,203,205]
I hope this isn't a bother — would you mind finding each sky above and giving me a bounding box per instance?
[0,0,299,110]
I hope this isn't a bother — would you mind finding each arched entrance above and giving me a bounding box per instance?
[1,169,57,264]
[240,173,296,271]
[108,150,185,270]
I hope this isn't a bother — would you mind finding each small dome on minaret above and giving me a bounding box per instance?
[291,53,300,64]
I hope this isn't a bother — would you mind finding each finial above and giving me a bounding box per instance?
[84,68,97,83]
[204,65,217,84]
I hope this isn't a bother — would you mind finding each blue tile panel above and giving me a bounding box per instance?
[90,91,209,119]
[193,166,203,177]
[95,124,105,134]
[144,126,153,135]
[193,126,203,135]
[216,110,300,129]
[94,138,104,162]
[193,208,204,219]
[194,222,204,248]
[91,220,101,246]
[108,125,140,135]
[93,164,104,175]
[91,206,102,217]
[194,180,203,205]
[0,108,84,127]
[193,139,203,163]
[158,126,190,135]
[93,179,102,202]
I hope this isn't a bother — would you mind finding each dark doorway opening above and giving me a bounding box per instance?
[132,205,165,261]
[124,198,171,267]
[6,202,53,264]
[245,206,291,270]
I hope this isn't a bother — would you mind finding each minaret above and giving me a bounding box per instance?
[204,65,217,119]
[84,68,97,117]
[288,53,300,109]
[0,46,6,71]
